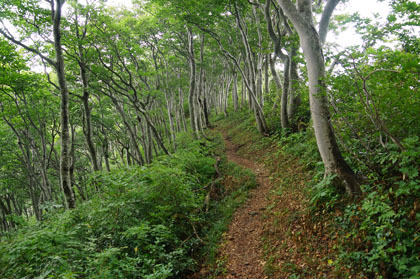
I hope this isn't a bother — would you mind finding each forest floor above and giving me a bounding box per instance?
[214,129,273,279]
[194,117,348,279]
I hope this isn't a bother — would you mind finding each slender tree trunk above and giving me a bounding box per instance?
[101,123,111,172]
[270,54,283,110]
[264,0,302,128]
[177,71,188,133]
[73,1,99,172]
[126,147,132,165]
[28,179,41,221]
[98,95,111,171]
[257,64,263,107]
[69,122,77,199]
[174,97,182,133]
[252,4,264,107]
[234,4,269,134]
[53,0,75,208]
[165,92,176,150]
[143,113,170,156]
[196,33,209,130]
[288,46,301,122]
[241,75,245,107]
[103,138,111,171]
[187,27,199,138]
[203,95,210,127]
[202,76,211,127]
[81,79,99,171]
[38,126,52,202]
[232,71,239,111]
[264,54,269,103]
[113,99,144,165]
[224,74,232,117]
[146,124,153,164]
[281,55,290,129]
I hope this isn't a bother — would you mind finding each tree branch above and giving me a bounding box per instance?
[318,0,341,45]
[0,27,56,67]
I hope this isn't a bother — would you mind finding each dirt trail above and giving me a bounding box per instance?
[192,126,340,279]
[216,132,272,279]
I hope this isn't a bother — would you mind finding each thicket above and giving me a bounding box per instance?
[0,134,256,279]
[274,49,420,279]
[278,131,419,278]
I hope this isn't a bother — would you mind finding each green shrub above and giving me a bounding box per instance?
[272,120,419,278]
[198,159,257,276]
[339,138,420,278]
[0,139,217,278]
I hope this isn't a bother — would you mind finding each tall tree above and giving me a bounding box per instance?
[65,1,101,171]
[53,0,76,208]
[276,0,361,195]
[0,0,76,207]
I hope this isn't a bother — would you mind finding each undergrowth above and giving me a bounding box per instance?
[0,132,256,279]
[193,118,258,278]
[217,110,420,279]
[276,122,420,278]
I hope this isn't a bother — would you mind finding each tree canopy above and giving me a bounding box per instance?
[0,0,419,278]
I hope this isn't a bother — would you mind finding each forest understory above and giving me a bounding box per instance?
[192,116,351,279]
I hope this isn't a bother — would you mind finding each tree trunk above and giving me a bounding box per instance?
[269,54,283,110]
[276,0,361,195]
[113,99,144,165]
[281,55,290,129]
[53,0,76,208]
[241,75,245,107]
[287,46,301,122]
[234,4,269,134]
[165,92,176,150]
[177,70,188,133]
[81,73,99,171]
[75,10,99,172]
[264,54,269,104]
[187,27,199,138]
[100,111,111,171]
[232,71,239,111]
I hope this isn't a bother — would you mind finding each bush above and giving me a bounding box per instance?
[339,138,420,278]
[0,139,217,279]
[273,121,419,278]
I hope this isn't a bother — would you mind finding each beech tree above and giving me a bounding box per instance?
[0,39,59,220]
[64,0,101,172]
[264,0,301,129]
[0,0,76,207]
[276,0,361,195]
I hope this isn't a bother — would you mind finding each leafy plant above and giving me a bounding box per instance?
[0,138,218,278]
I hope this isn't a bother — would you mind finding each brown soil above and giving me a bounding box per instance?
[215,131,272,279]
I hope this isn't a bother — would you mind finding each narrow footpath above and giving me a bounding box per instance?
[216,131,272,279]
[199,124,341,279]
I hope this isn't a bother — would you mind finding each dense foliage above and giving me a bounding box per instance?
[0,135,256,278]
[0,0,418,278]
[278,109,420,278]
